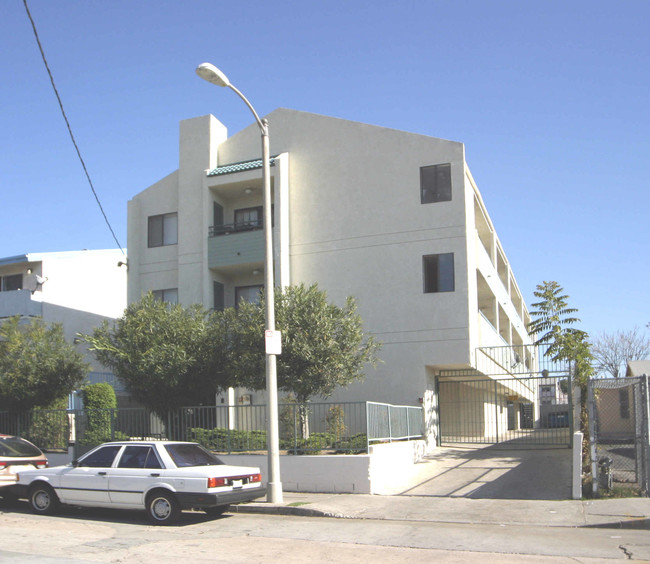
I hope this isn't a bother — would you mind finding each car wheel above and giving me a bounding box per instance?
[28,483,59,515]
[146,491,180,525]
[204,504,230,517]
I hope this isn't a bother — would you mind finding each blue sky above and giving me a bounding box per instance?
[2,0,648,337]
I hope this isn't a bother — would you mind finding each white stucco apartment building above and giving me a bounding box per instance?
[0,249,127,401]
[127,110,536,441]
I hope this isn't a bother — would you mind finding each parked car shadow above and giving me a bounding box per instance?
[0,498,232,527]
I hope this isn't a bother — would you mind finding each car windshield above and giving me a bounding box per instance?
[0,437,42,458]
[164,443,224,468]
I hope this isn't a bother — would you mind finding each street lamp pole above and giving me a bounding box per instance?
[196,63,283,503]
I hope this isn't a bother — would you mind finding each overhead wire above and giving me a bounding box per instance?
[22,0,125,255]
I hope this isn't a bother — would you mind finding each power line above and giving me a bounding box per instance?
[22,0,125,255]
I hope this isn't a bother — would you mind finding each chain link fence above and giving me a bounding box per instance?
[588,375,649,496]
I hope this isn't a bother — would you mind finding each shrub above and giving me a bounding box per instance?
[80,383,121,445]
[189,427,267,452]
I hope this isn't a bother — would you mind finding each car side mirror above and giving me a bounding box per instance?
[71,459,79,467]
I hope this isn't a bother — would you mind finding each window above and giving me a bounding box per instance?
[0,274,22,292]
[148,212,178,247]
[152,288,178,304]
[420,163,452,203]
[213,281,225,311]
[235,285,263,306]
[234,206,263,230]
[118,446,162,469]
[619,389,630,419]
[79,445,122,468]
[423,253,455,293]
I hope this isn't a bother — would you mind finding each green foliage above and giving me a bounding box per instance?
[325,405,347,438]
[229,284,381,403]
[83,382,117,410]
[0,317,88,412]
[27,397,70,451]
[81,383,119,445]
[188,427,267,452]
[84,294,229,421]
[528,281,594,448]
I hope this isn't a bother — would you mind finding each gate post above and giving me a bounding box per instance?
[494,380,499,444]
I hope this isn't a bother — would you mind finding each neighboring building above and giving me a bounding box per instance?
[0,249,128,405]
[626,360,650,377]
[127,110,536,444]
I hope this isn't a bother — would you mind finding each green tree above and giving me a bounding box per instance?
[81,383,119,445]
[84,294,229,421]
[528,281,594,441]
[0,317,87,412]
[230,283,381,403]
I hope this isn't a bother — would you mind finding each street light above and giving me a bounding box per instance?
[196,62,283,503]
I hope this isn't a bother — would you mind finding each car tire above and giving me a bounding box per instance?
[204,504,230,518]
[146,491,180,525]
[28,483,59,515]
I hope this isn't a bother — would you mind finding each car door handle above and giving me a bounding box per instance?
[97,472,107,476]
[150,473,160,477]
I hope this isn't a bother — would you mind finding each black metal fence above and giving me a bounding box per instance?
[0,401,424,458]
[437,375,573,448]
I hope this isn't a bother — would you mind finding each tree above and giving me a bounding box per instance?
[527,281,594,454]
[0,317,88,412]
[230,284,381,404]
[84,294,230,421]
[527,281,581,360]
[592,327,650,378]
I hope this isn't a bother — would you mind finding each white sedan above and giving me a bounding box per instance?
[16,441,266,524]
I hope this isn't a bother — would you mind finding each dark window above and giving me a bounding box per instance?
[235,206,263,229]
[213,202,224,229]
[0,274,23,292]
[423,253,455,293]
[164,443,224,468]
[148,213,178,247]
[79,445,122,468]
[420,163,452,204]
[0,437,42,457]
[118,446,163,469]
[235,285,263,306]
[619,389,630,419]
[214,281,225,311]
[152,288,178,304]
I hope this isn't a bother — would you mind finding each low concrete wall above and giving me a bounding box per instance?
[221,439,427,495]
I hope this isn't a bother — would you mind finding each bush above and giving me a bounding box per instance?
[189,427,267,452]
[27,398,70,451]
[80,383,122,445]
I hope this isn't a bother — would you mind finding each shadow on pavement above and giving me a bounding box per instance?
[401,445,572,500]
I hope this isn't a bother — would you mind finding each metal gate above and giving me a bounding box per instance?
[589,375,649,496]
[437,375,573,448]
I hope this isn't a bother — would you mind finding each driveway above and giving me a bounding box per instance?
[401,445,572,500]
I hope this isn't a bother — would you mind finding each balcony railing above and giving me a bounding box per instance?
[209,220,264,237]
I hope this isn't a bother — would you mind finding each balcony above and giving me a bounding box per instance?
[208,222,264,272]
[0,289,42,318]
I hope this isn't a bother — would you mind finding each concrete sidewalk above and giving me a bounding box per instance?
[234,447,648,530]
[234,491,650,530]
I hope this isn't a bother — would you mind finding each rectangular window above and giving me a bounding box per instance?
[0,274,22,292]
[619,388,630,419]
[420,163,452,203]
[235,285,263,307]
[234,206,263,230]
[423,253,455,293]
[148,213,178,248]
[152,288,178,304]
[213,281,225,311]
